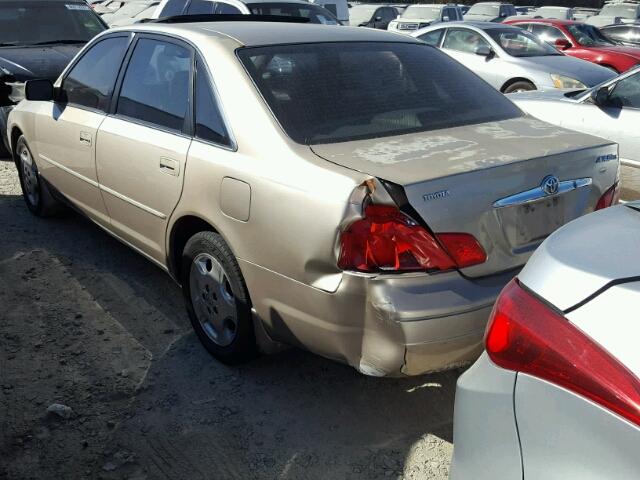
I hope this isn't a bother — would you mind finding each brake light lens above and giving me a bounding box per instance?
[486,279,640,428]
[338,204,486,273]
[596,182,620,211]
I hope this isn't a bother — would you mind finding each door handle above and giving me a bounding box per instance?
[79,131,92,146]
[159,157,180,177]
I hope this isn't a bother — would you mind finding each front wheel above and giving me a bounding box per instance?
[15,135,62,217]
[503,81,536,94]
[181,231,257,364]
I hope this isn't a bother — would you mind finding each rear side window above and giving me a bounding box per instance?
[117,38,191,131]
[159,0,186,16]
[238,42,522,144]
[186,0,215,14]
[418,29,444,46]
[62,36,129,111]
[216,2,241,13]
[194,60,230,145]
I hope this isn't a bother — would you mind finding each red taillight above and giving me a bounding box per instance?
[596,182,620,211]
[338,204,486,273]
[486,279,640,428]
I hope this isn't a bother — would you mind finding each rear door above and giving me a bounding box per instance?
[96,35,192,264]
[35,34,130,225]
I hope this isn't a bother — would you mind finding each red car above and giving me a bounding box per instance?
[505,19,640,73]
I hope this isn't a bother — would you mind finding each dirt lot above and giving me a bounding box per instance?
[0,158,457,480]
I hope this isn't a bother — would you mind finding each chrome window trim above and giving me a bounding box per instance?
[493,177,592,209]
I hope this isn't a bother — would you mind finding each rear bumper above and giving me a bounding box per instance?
[241,259,518,376]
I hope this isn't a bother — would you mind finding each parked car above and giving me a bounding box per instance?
[448,201,640,480]
[463,2,516,22]
[387,3,462,34]
[602,23,640,46]
[151,0,340,24]
[573,7,600,21]
[413,22,616,93]
[6,19,619,376]
[110,3,160,24]
[587,2,640,27]
[309,0,349,24]
[0,0,106,155]
[531,6,574,20]
[509,66,640,198]
[93,0,130,14]
[101,0,160,24]
[459,4,470,15]
[349,4,399,29]
[508,19,640,73]
[515,6,535,15]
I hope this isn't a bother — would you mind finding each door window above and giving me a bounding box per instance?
[531,24,566,43]
[419,28,444,46]
[443,28,490,53]
[216,2,241,13]
[186,0,215,14]
[159,0,187,16]
[194,60,230,146]
[116,38,192,131]
[609,72,640,109]
[62,36,129,111]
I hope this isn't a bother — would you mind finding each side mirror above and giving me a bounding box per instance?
[475,45,492,57]
[591,86,611,106]
[554,38,572,50]
[25,79,54,102]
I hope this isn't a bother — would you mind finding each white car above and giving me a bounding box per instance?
[587,2,640,27]
[510,66,640,197]
[387,4,463,35]
[101,0,159,24]
[450,202,640,480]
[412,22,616,93]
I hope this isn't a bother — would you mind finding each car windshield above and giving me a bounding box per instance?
[0,1,105,46]
[467,4,499,15]
[238,42,522,144]
[247,3,339,24]
[487,28,561,56]
[601,4,638,18]
[401,5,440,20]
[567,23,616,46]
[349,5,378,25]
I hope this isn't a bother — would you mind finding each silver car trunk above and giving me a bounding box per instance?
[311,117,618,278]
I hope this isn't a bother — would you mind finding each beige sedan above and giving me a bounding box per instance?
[7,20,619,376]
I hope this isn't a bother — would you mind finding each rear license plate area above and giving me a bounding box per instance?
[515,196,565,246]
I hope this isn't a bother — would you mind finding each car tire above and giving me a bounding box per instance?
[181,231,257,364]
[503,81,536,94]
[15,135,62,217]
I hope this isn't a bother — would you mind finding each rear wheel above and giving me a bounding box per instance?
[503,81,536,94]
[15,135,62,217]
[181,231,257,364]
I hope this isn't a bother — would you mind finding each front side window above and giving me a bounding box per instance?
[609,72,640,108]
[117,38,191,131]
[530,24,566,44]
[238,42,522,145]
[194,60,230,145]
[247,3,339,24]
[443,29,490,54]
[62,36,129,111]
[487,28,561,57]
[0,1,105,47]
[159,0,187,17]
[216,2,241,14]
[419,29,444,46]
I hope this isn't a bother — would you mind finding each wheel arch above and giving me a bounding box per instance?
[168,214,221,282]
[500,77,536,93]
[10,126,23,166]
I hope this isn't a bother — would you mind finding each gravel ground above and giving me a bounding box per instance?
[0,158,457,479]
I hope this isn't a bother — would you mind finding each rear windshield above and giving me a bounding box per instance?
[0,1,105,46]
[238,42,522,145]
[247,3,339,24]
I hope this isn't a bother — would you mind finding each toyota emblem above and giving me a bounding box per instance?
[541,175,559,196]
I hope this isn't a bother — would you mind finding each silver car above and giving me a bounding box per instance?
[450,203,640,480]
[509,66,640,197]
[5,20,620,376]
[413,22,616,93]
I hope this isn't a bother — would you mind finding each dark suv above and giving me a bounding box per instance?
[0,0,106,154]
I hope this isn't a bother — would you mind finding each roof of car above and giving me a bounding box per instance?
[238,0,314,4]
[115,21,420,47]
[506,18,580,26]
[442,20,515,29]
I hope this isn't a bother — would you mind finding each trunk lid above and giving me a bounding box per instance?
[311,117,618,277]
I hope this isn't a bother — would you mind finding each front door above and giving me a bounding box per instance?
[441,28,499,88]
[35,35,130,224]
[96,36,192,263]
